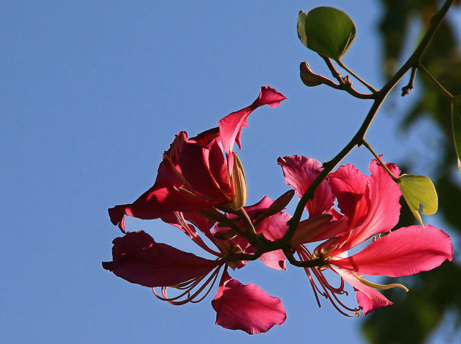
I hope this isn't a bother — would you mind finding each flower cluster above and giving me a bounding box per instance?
[103,87,453,334]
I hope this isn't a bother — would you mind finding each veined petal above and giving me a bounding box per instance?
[348,159,401,245]
[331,159,402,250]
[333,225,453,277]
[102,231,220,287]
[291,215,348,246]
[218,87,286,171]
[212,273,287,334]
[329,164,368,227]
[333,267,393,316]
[278,155,335,216]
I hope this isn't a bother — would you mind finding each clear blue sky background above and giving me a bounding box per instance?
[2,1,460,343]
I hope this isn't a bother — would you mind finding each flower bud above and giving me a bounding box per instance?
[227,153,247,211]
[300,61,330,87]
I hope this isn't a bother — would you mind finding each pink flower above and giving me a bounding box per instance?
[109,87,286,231]
[103,213,287,334]
[279,156,453,316]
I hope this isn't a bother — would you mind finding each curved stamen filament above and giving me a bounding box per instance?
[297,244,360,317]
[298,245,326,306]
[310,266,359,317]
[351,272,409,292]
[173,211,220,257]
[153,263,224,305]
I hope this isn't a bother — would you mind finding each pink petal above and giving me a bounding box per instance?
[255,211,289,241]
[252,86,287,108]
[259,250,287,270]
[291,215,348,246]
[278,155,335,216]
[333,267,393,316]
[329,164,367,226]
[244,196,276,219]
[356,290,392,317]
[330,159,402,250]
[350,159,401,243]
[212,273,287,334]
[333,225,453,277]
[254,211,289,270]
[218,87,286,171]
[102,231,219,287]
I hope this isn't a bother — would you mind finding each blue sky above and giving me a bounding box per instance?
[2,1,459,343]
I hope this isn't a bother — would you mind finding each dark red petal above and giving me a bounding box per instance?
[108,183,219,226]
[103,231,219,287]
[171,138,232,202]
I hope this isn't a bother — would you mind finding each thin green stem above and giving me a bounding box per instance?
[418,63,455,100]
[336,59,378,94]
[322,56,376,99]
[362,139,399,181]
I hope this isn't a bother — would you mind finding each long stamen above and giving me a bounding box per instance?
[153,263,224,305]
[298,244,360,317]
[310,266,360,317]
[297,246,325,307]
[174,211,220,256]
[351,272,409,292]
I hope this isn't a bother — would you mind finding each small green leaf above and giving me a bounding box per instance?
[397,174,438,226]
[297,7,356,61]
[451,97,461,175]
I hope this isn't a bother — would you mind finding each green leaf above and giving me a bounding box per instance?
[397,174,438,226]
[297,7,356,61]
[451,97,461,175]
